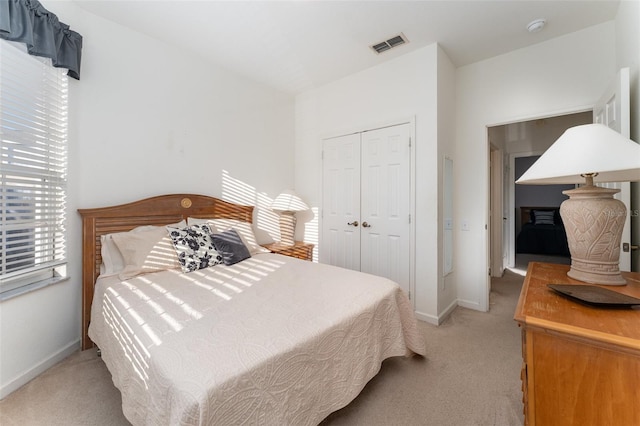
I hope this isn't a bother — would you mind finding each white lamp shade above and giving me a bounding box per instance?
[271,190,309,212]
[516,124,640,185]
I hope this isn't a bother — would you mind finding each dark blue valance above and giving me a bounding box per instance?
[0,0,82,80]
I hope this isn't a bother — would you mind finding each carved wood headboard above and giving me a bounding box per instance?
[77,194,254,350]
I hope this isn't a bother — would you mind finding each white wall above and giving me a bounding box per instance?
[0,1,295,398]
[295,44,443,323]
[455,23,617,310]
[501,111,592,156]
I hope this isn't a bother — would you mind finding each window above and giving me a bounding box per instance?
[0,40,69,298]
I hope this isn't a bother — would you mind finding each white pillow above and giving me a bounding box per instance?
[100,233,123,276]
[100,221,186,277]
[111,226,182,280]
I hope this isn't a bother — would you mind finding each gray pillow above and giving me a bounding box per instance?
[211,229,251,265]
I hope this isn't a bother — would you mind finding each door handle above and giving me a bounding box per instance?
[347,221,359,227]
[362,222,371,228]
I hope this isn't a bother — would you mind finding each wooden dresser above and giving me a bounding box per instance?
[514,262,640,425]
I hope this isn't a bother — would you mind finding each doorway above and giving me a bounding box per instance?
[488,111,592,276]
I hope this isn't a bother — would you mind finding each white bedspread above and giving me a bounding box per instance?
[89,253,426,425]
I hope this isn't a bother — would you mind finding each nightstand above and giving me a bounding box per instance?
[262,241,314,261]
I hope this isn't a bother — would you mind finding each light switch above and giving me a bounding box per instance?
[462,220,470,231]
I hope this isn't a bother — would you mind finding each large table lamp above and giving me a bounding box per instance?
[516,123,640,285]
[271,190,309,246]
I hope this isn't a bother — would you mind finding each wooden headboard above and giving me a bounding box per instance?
[78,194,254,350]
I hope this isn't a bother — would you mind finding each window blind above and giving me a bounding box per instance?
[0,40,68,296]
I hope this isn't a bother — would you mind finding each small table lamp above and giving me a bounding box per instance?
[516,123,640,285]
[271,190,309,246]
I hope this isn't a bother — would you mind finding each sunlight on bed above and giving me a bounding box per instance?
[176,270,235,299]
[121,282,181,329]
[145,277,204,321]
[98,252,290,395]
[102,287,153,389]
[213,266,259,286]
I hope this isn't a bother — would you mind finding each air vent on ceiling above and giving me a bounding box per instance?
[370,33,408,54]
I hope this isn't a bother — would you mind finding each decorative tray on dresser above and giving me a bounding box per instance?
[514,262,640,426]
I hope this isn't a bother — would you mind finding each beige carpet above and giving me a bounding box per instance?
[0,271,525,426]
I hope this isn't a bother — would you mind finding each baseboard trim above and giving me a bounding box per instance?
[0,340,80,400]
[438,299,458,324]
[415,299,459,325]
[457,299,483,311]
[415,297,484,326]
[414,311,439,325]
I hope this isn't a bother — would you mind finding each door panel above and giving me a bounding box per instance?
[593,68,631,271]
[321,134,361,271]
[361,124,411,294]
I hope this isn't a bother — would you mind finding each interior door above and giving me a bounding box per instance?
[360,124,411,294]
[321,133,361,270]
[593,67,631,271]
[489,145,504,277]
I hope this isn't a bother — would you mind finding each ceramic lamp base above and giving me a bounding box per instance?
[561,185,627,285]
[278,212,296,246]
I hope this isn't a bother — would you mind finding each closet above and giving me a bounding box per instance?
[321,123,412,297]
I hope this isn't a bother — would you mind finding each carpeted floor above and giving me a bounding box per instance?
[0,270,526,426]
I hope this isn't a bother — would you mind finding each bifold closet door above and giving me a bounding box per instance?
[322,123,411,296]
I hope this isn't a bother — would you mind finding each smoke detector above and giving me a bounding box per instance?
[527,18,546,33]
[370,33,409,54]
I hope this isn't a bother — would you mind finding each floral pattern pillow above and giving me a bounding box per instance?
[167,224,223,272]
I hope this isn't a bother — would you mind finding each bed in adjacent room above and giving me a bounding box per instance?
[79,194,425,426]
[516,206,570,257]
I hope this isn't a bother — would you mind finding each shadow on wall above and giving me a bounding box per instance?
[220,170,318,257]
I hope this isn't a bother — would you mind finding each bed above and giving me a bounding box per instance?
[515,206,570,256]
[79,194,426,425]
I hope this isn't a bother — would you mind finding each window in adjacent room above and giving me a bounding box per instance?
[0,40,69,299]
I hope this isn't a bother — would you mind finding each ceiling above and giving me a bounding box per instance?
[72,0,621,95]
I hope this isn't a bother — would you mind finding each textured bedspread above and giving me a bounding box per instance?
[89,253,426,425]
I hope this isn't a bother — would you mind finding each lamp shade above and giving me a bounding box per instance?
[516,124,640,185]
[516,123,640,285]
[271,190,309,213]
